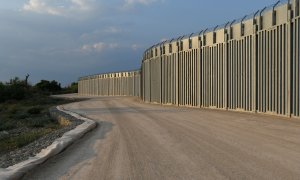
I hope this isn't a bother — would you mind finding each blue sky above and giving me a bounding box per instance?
[0,0,277,86]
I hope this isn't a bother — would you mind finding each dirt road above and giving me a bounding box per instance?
[23,96,300,180]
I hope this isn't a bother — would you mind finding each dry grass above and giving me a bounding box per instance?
[0,95,77,155]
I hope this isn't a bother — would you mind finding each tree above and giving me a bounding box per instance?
[0,82,7,102]
[8,77,27,100]
[69,82,78,93]
[35,80,62,93]
[25,74,30,86]
[0,77,28,102]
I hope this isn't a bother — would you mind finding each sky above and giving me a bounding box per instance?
[0,0,277,86]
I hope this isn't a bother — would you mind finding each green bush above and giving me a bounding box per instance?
[25,116,52,128]
[60,82,78,94]
[35,80,61,93]
[27,107,42,115]
[0,77,29,102]
[14,112,29,119]
[0,77,80,154]
[0,121,16,131]
[8,105,18,114]
[0,129,51,154]
[0,83,9,103]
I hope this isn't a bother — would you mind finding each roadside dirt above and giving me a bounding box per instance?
[23,96,300,180]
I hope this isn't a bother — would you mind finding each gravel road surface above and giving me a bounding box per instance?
[23,96,300,180]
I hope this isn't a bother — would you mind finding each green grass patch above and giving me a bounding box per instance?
[0,94,78,155]
[0,129,52,154]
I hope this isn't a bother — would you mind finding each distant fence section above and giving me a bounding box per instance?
[78,70,141,97]
[79,0,300,118]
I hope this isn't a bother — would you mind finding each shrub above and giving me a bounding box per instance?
[0,129,51,154]
[27,107,42,115]
[0,121,16,131]
[0,77,29,102]
[26,117,52,128]
[8,105,18,114]
[35,80,61,93]
[14,112,29,119]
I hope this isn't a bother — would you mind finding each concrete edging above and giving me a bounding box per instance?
[0,106,96,180]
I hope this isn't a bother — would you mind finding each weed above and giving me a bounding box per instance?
[27,107,42,115]
[8,105,18,114]
[0,121,16,131]
[0,94,79,154]
[0,129,52,154]
[26,117,52,128]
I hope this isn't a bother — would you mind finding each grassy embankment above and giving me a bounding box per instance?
[0,77,78,156]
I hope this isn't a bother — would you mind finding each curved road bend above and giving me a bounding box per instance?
[23,96,300,180]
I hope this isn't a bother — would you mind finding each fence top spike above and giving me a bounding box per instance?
[230,19,236,27]
[176,36,182,41]
[260,6,267,16]
[213,25,219,31]
[224,21,230,28]
[202,28,208,36]
[253,10,260,19]
[198,30,203,36]
[273,0,281,11]
[241,15,247,23]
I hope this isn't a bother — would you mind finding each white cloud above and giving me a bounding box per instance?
[80,27,125,41]
[103,27,123,34]
[131,44,142,51]
[23,0,94,17]
[125,0,158,6]
[122,0,163,9]
[81,42,119,53]
[71,0,91,11]
[23,0,62,15]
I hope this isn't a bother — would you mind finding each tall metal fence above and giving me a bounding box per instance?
[142,0,300,118]
[79,0,300,118]
[78,70,141,97]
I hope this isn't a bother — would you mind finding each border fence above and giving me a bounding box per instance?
[79,0,300,118]
[78,70,141,97]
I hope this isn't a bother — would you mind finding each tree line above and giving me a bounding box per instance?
[0,76,78,103]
